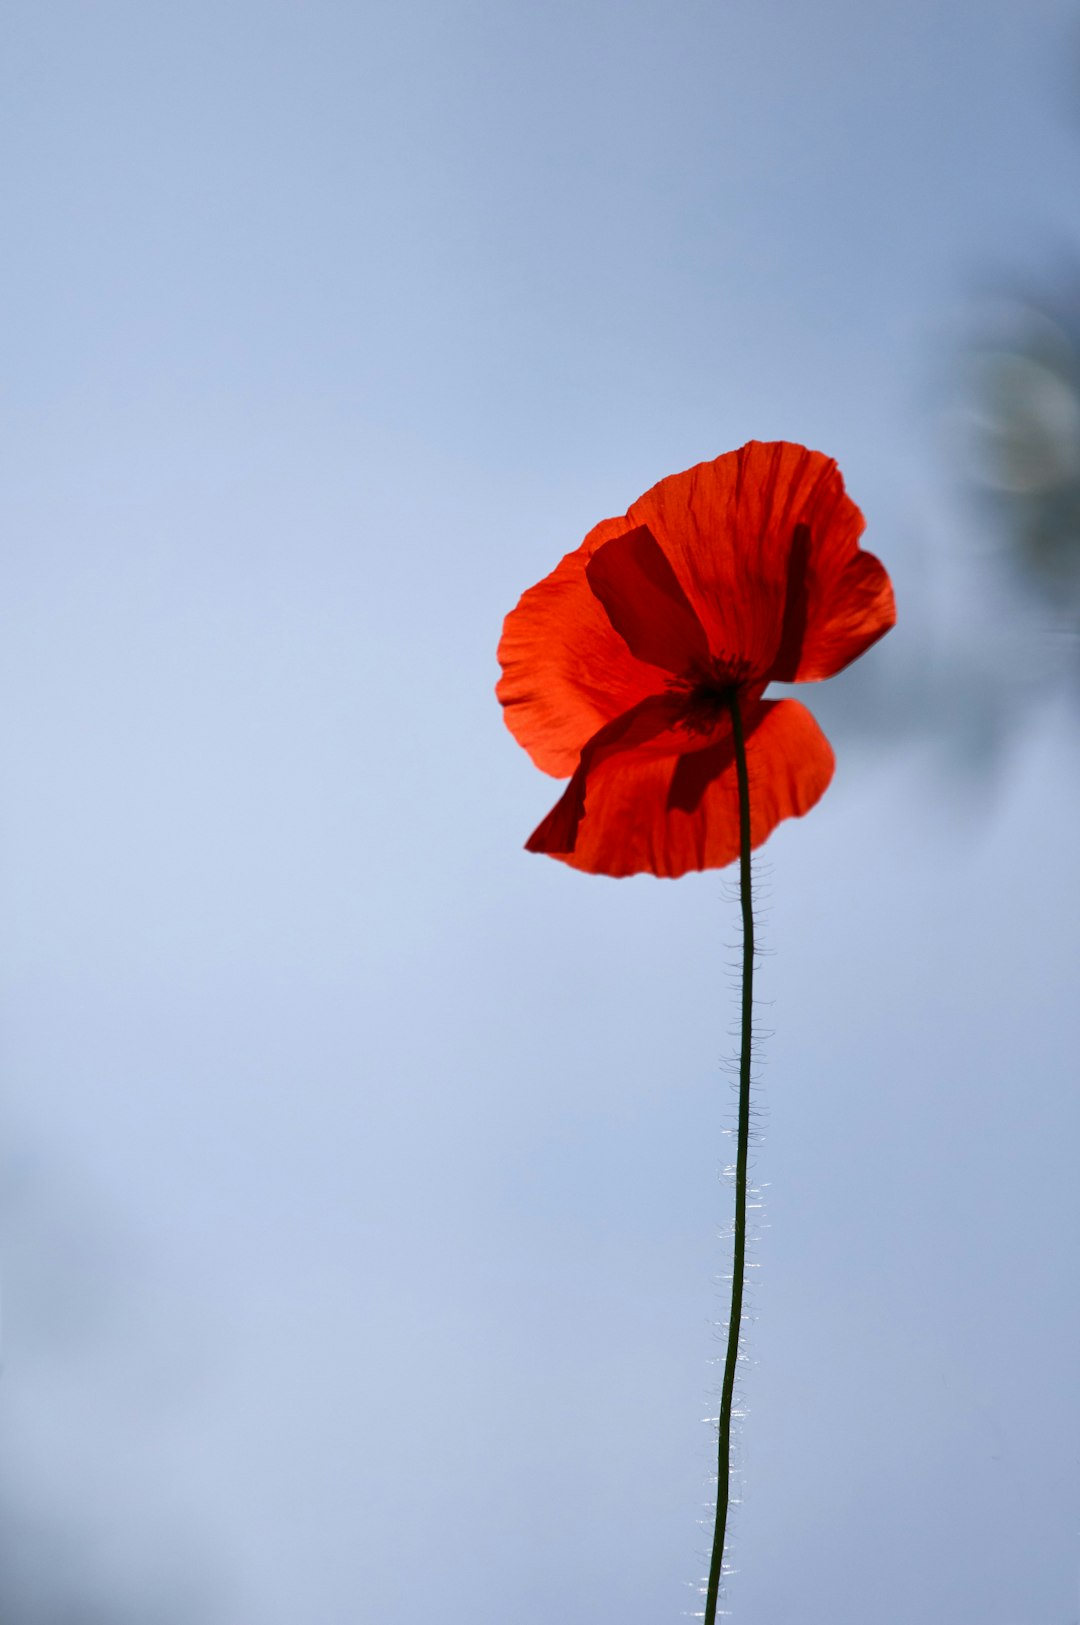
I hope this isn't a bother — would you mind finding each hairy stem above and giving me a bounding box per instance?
[704,691,754,1625]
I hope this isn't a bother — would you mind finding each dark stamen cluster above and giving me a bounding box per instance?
[669,659,749,734]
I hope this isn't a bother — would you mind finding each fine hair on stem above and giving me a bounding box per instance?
[702,690,756,1625]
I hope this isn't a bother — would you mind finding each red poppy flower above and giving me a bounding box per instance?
[497,441,895,878]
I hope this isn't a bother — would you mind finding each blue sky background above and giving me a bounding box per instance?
[1,2,1079,1621]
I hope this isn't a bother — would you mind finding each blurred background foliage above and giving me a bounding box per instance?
[961,286,1080,651]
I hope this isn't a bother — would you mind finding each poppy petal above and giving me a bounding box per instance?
[525,692,689,856]
[496,515,668,778]
[584,525,713,675]
[626,442,894,683]
[782,542,895,682]
[528,697,835,878]
[767,521,813,683]
[666,735,737,814]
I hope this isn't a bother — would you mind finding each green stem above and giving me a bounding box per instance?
[704,691,754,1625]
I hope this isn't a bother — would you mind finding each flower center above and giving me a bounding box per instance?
[669,660,749,734]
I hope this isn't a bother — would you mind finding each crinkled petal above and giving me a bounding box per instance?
[496,516,667,777]
[626,441,895,682]
[584,526,712,675]
[527,697,835,878]
[524,691,694,856]
[782,541,895,682]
